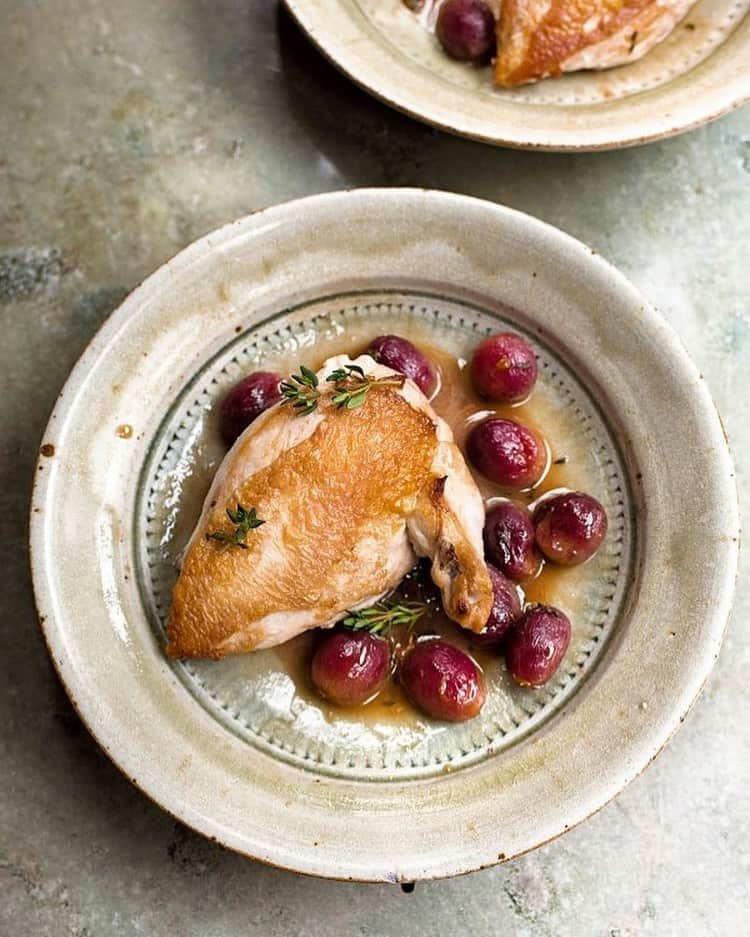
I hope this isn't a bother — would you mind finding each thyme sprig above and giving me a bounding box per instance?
[206,504,264,549]
[341,600,427,637]
[280,362,405,416]
[279,365,320,416]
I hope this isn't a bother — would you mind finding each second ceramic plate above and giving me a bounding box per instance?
[285,0,750,150]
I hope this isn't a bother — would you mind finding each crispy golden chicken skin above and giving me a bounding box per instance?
[495,0,696,87]
[166,355,492,659]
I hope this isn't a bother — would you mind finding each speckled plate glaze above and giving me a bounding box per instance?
[284,0,750,150]
[30,190,738,881]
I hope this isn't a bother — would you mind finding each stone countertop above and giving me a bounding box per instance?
[1,2,748,935]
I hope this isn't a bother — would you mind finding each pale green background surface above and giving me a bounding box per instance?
[1,2,748,935]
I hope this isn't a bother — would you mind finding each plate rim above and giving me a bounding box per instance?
[29,188,740,880]
[283,0,750,151]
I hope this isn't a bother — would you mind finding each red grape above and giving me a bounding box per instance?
[367,334,437,396]
[467,418,547,488]
[533,491,608,566]
[436,0,496,63]
[473,564,522,650]
[505,605,571,687]
[400,640,485,722]
[471,332,538,403]
[220,371,282,446]
[483,501,542,582]
[310,629,390,707]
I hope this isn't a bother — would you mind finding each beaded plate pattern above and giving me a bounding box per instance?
[136,291,634,781]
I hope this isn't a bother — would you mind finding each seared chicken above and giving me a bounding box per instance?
[166,355,492,659]
[495,0,696,87]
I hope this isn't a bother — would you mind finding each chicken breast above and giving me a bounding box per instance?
[494,0,696,87]
[166,355,492,659]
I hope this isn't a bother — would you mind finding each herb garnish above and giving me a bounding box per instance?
[279,365,320,416]
[280,362,404,417]
[341,600,427,637]
[206,504,264,549]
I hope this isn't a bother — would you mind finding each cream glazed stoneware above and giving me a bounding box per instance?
[30,189,738,881]
[284,0,750,150]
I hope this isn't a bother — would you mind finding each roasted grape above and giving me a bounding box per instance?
[219,371,282,446]
[505,605,571,687]
[310,629,390,707]
[471,332,538,403]
[367,334,437,396]
[400,640,485,722]
[436,0,496,63]
[533,491,608,566]
[483,500,542,583]
[467,417,547,488]
[473,564,523,650]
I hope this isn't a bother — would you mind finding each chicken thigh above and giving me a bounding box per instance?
[166,355,492,659]
[495,0,696,87]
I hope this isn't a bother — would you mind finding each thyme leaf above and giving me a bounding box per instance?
[206,503,264,549]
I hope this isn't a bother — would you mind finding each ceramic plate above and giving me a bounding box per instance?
[284,0,750,150]
[30,189,738,881]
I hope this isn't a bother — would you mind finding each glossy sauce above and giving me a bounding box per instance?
[269,336,582,724]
